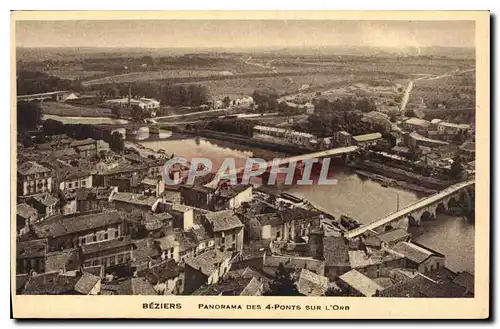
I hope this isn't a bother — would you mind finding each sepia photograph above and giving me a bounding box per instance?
[10,10,490,319]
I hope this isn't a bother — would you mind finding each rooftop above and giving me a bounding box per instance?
[70,138,96,148]
[391,241,441,264]
[145,259,183,284]
[339,269,384,297]
[353,132,383,142]
[323,236,350,267]
[296,268,329,296]
[18,161,51,176]
[33,211,123,238]
[376,228,410,245]
[131,277,158,295]
[17,203,38,220]
[29,192,59,207]
[404,117,430,128]
[17,239,47,259]
[111,192,159,207]
[379,273,470,298]
[74,271,101,294]
[184,249,233,277]
[453,271,474,293]
[23,271,80,295]
[204,210,244,232]
[45,249,77,272]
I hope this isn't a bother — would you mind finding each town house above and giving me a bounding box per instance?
[31,211,132,270]
[203,210,245,253]
[17,161,53,197]
[16,238,48,275]
[70,138,98,158]
[183,249,233,294]
[391,241,446,275]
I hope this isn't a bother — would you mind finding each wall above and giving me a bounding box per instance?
[418,256,445,275]
[60,176,92,191]
[229,187,253,209]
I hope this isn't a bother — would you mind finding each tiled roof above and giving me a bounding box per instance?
[45,249,77,272]
[70,138,96,148]
[376,229,410,244]
[296,268,328,296]
[74,271,101,294]
[339,269,384,297]
[453,271,474,292]
[111,192,159,207]
[391,242,436,264]
[23,271,80,295]
[155,235,178,251]
[17,203,38,220]
[323,236,350,267]
[184,249,232,277]
[29,192,59,207]
[17,239,47,259]
[379,273,469,298]
[18,161,51,176]
[145,259,183,284]
[143,213,171,231]
[131,277,158,295]
[205,210,243,232]
[33,211,123,238]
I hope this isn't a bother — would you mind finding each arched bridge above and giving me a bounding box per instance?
[207,145,360,187]
[345,179,475,238]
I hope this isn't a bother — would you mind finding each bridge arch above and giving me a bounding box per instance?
[436,202,447,214]
[408,215,420,227]
[420,210,433,222]
[384,224,394,232]
[447,197,458,210]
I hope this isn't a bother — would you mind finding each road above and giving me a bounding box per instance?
[399,80,414,115]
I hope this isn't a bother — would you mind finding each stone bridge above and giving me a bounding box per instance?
[345,179,475,238]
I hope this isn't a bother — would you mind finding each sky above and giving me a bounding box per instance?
[15,20,475,49]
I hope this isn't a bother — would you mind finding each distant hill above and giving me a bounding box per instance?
[16,45,475,63]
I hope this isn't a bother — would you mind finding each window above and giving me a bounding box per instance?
[109,256,115,266]
[276,231,281,238]
[75,181,79,188]
[124,253,131,262]
[92,259,99,266]
[104,233,108,240]
[436,262,440,269]
[68,183,72,189]
[84,261,91,268]
[114,230,118,239]
[82,180,86,187]
[117,254,124,264]
[93,235,97,242]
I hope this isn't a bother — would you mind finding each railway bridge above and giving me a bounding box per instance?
[345,179,475,238]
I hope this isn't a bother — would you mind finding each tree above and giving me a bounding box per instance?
[131,105,147,122]
[252,88,278,111]
[450,154,464,179]
[355,98,377,113]
[265,263,302,296]
[324,286,344,296]
[222,96,231,108]
[405,109,416,117]
[111,105,122,118]
[109,131,125,153]
[17,101,43,130]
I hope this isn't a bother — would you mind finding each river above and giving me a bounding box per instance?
[135,133,475,274]
[44,113,475,274]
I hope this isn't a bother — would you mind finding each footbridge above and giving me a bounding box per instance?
[345,179,475,238]
[208,145,359,186]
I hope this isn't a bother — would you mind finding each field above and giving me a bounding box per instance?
[41,101,112,117]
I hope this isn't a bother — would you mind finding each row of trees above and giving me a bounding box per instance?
[41,119,124,153]
[95,82,210,107]
[202,119,255,137]
[17,101,43,130]
[16,70,83,95]
[293,108,391,138]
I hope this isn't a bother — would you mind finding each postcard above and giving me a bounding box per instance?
[11,10,490,319]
